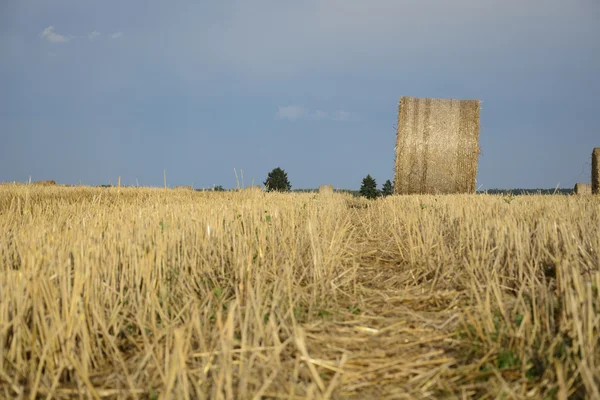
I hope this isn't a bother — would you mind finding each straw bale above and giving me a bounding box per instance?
[32,180,57,186]
[174,185,194,191]
[574,183,592,195]
[318,185,334,195]
[593,147,600,195]
[394,96,481,194]
[245,186,263,191]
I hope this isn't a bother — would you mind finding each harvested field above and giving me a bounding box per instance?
[32,180,57,186]
[318,185,334,195]
[394,96,480,195]
[1,186,599,398]
[593,147,600,195]
[574,182,592,195]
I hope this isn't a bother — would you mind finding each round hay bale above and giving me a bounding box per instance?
[394,96,481,194]
[245,185,263,191]
[592,148,600,195]
[318,185,334,195]
[574,183,592,195]
[174,185,194,191]
[32,180,57,186]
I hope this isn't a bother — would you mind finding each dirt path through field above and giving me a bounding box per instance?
[279,262,476,399]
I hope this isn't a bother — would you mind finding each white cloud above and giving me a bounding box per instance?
[276,106,350,122]
[276,105,306,121]
[332,110,351,121]
[110,32,123,39]
[88,31,100,40]
[40,26,69,44]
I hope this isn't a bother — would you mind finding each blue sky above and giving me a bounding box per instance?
[1,0,599,190]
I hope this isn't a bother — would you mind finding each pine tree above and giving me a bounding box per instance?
[381,179,393,197]
[359,175,379,199]
[264,167,292,192]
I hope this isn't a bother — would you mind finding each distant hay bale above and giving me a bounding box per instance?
[245,186,263,191]
[593,148,600,195]
[174,185,194,191]
[32,180,57,186]
[574,183,592,195]
[318,185,334,195]
[394,96,481,194]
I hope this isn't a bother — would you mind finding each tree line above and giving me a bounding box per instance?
[262,168,394,199]
[213,168,575,197]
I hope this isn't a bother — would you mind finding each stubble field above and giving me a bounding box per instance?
[0,185,599,399]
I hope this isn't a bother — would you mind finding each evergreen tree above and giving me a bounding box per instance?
[264,167,292,192]
[359,175,379,199]
[381,179,394,197]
